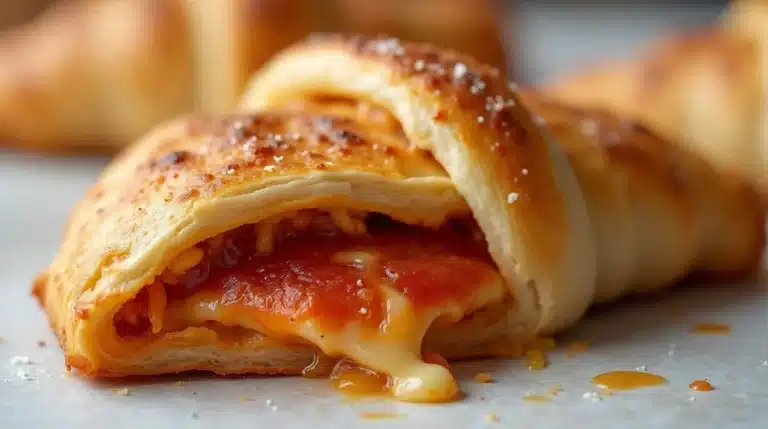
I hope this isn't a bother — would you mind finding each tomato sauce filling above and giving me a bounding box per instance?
[114,213,498,338]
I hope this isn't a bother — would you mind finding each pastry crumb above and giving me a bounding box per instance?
[16,369,34,381]
[36,340,47,347]
[474,372,493,383]
[175,381,184,387]
[113,388,131,396]
[9,356,32,366]
[485,413,500,423]
[667,343,677,356]
[546,384,563,395]
[582,391,602,402]
[0,336,5,344]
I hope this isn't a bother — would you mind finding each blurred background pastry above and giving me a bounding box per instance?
[0,0,507,154]
[540,0,768,199]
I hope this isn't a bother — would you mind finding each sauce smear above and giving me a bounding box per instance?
[692,323,731,335]
[592,371,667,390]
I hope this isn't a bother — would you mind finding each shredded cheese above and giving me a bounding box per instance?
[146,281,167,334]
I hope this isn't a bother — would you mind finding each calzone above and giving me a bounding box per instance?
[35,35,764,403]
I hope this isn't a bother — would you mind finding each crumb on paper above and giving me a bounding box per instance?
[265,398,274,406]
[475,372,493,383]
[16,369,34,381]
[668,343,677,355]
[0,336,4,344]
[9,356,32,366]
[582,391,602,402]
[546,384,563,395]
[636,365,648,372]
[175,381,184,387]
[565,341,589,358]
[113,388,130,396]
[190,412,199,420]
[36,340,47,348]
[270,405,279,412]
[689,396,697,402]
[485,413,500,423]
[762,360,768,367]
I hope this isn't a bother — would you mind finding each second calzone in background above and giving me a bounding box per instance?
[35,36,764,403]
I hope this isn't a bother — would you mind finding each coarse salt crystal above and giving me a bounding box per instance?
[453,63,468,80]
[9,356,31,366]
[273,155,284,163]
[521,168,529,175]
[356,279,363,287]
[534,116,546,126]
[477,116,485,124]
[113,388,130,396]
[582,391,602,402]
[470,80,486,94]
[414,59,425,71]
[507,193,519,204]
[16,370,34,381]
[264,165,276,172]
[359,308,368,315]
[507,82,519,91]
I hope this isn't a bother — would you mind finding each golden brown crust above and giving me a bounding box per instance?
[241,34,598,333]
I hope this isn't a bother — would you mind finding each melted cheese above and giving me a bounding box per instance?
[162,274,506,402]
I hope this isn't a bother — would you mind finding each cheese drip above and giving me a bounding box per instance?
[161,262,506,402]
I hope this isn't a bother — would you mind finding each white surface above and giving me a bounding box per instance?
[512,2,725,83]
[1,152,768,428]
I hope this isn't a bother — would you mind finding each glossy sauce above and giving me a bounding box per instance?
[691,323,731,335]
[359,412,406,420]
[168,219,496,333]
[115,217,496,338]
[522,395,551,403]
[526,349,548,370]
[329,359,390,398]
[592,371,667,390]
[689,379,714,391]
